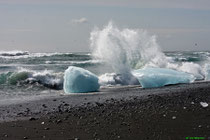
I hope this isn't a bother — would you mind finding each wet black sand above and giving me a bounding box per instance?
[1,82,210,140]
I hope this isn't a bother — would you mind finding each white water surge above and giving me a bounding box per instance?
[90,22,209,86]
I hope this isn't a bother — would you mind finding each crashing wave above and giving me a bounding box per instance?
[89,21,210,88]
[0,69,63,90]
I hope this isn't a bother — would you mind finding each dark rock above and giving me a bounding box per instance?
[56,119,62,124]
[44,127,50,130]
[29,117,37,121]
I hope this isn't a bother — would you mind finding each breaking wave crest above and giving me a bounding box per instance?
[0,68,63,90]
[0,51,29,57]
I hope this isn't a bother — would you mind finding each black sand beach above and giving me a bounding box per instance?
[1,82,210,140]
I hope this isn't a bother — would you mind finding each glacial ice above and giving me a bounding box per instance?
[63,66,100,93]
[204,64,210,81]
[132,67,195,88]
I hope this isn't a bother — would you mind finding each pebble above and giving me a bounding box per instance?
[172,116,176,119]
[42,104,47,108]
[200,102,208,108]
[56,119,62,124]
[29,117,37,121]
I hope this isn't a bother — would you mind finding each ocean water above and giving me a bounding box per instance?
[0,22,210,104]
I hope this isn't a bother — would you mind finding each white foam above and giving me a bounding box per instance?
[98,73,116,86]
[15,68,64,89]
[178,62,205,80]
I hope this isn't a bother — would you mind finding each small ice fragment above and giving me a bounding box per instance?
[198,125,202,128]
[183,107,186,109]
[191,102,195,104]
[172,116,176,119]
[200,102,208,108]
[163,114,166,117]
[41,122,45,125]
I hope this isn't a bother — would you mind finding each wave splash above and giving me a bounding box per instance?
[91,22,167,70]
[90,22,209,85]
[91,22,167,85]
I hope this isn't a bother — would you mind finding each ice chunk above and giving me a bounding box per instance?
[132,67,195,88]
[204,64,210,81]
[63,66,100,93]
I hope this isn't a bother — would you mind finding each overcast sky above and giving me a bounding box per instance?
[0,0,210,52]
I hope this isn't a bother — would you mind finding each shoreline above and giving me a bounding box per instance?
[1,82,210,139]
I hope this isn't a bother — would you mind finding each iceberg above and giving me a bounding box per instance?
[63,66,100,93]
[132,67,195,88]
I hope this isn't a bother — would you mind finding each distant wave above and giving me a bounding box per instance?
[0,51,91,59]
[0,51,29,57]
[45,60,102,65]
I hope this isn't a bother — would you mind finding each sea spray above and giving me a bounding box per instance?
[178,62,205,80]
[90,21,210,86]
[90,22,167,70]
[90,22,167,85]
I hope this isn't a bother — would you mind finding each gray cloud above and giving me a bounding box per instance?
[1,0,210,10]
